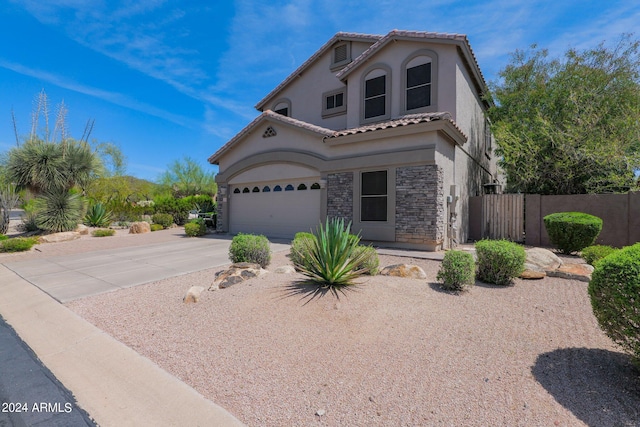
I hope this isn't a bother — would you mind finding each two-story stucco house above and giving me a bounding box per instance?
[208,30,499,250]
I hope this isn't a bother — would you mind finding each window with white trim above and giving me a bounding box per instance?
[361,170,387,222]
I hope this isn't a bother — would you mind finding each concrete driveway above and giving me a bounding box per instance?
[3,236,290,303]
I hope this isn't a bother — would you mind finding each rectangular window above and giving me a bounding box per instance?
[322,89,346,117]
[406,63,431,110]
[326,92,344,110]
[361,171,387,222]
[364,75,386,119]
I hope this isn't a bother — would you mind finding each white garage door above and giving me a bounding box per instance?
[229,182,321,239]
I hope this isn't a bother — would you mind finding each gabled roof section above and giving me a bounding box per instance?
[336,29,488,95]
[329,112,467,141]
[254,32,382,111]
[208,110,334,164]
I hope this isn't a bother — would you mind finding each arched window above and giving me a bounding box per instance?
[297,183,307,190]
[273,99,291,117]
[362,65,391,122]
[274,185,282,192]
[233,188,240,194]
[310,182,321,190]
[262,186,271,192]
[242,187,250,193]
[402,50,437,114]
[285,184,294,191]
[252,186,260,193]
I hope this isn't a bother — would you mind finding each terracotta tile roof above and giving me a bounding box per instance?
[329,112,467,140]
[254,32,382,110]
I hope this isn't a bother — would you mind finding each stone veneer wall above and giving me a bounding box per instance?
[395,165,444,246]
[216,186,225,232]
[326,172,353,221]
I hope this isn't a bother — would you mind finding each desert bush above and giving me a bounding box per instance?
[0,237,38,252]
[292,218,372,287]
[150,223,164,232]
[352,245,380,275]
[475,239,526,286]
[184,195,216,214]
[581,245,620,266]
[153,196,191,225]
[588,243,640,364]
[543,212,603,254]
[84,202,113,227]
[91,228,115,237]
[437,250,476,292]
[104,199,145,222]
[290,232,316,269]
[229,233,271,268]
[151,213,174,229]
[184,218,207,237]
[34,190,84,232]
[0,234,8,241]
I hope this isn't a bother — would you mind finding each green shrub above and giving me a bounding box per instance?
[543,212,603,254]
[91,228,115,237]
[475,239,526,286]
[184,218,207,237]
[437,250,476,292]
[229,233,271,268]
[292,218,372,287]
[153,196,191,225]
[581,245,620,266]
[290,232,316,269]
[352,245,379,275]
[588,243,640,364]
[105,199,146,222]
[0,234,8,241]
[34,190,85,232]
[0,237,38,252]
[184,195,216,214]
[84,202,113,227]
[151,213,174,229]
[150,223,164,232]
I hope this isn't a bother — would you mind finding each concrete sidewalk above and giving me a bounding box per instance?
[0,264,245,426]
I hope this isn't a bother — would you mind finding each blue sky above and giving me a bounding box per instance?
[1,1,638,181]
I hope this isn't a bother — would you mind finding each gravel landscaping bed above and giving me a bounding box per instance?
[65,250,640,426]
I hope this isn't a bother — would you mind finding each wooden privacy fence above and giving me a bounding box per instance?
[470,194,525,242]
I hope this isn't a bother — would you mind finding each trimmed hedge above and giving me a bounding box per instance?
[581,245,619,266]
[437,250,476,292]
[353,245,380,276]
[588,243,640,364]
[229,233,271,268]
[184,218,207,237]
[290,232,316,270]
[475,239,525,286]
[543,212,603,254]
[150,223,164,232]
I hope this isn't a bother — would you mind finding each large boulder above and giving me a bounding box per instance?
[380,264,427,279]
[129,221,151,234]
[547,264,594,282]
[210,263,267,290]
[75,224,89,235]
[39,231,81,243]
[525,248,563,272]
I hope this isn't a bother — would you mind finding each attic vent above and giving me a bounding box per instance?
[334,44,348,63]
[262,126,277,138]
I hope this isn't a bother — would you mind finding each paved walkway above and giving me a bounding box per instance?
[0,235,289,426]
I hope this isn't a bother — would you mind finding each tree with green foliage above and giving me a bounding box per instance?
[158,157,217,197]
[488,34,640,194]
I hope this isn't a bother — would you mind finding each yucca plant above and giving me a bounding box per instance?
[84,202,113,227]
[292,218,372,287]
[34,190,84,232]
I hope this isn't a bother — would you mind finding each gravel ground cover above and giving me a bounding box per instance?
[59,244,640,426]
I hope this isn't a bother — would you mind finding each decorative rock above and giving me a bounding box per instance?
[315,409,326,417]
[209,263,267,290]
[38,231,81,243]
[380,264,427,279]
[525,248,563,272]
[75,224,89,235]
[183,286,205,303]
[274,265,296,274]
[129,221,151,234]
[547,264,594,282]
[520,270,546,280]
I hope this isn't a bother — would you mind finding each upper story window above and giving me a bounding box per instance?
[362,66,391,122]
[322,88,346,117]
[402,51,438,114]
[331,42,351,70]
[273,99,291,117]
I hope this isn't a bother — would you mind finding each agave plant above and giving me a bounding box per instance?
[292,218,372,287]
[84,202,113,227]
